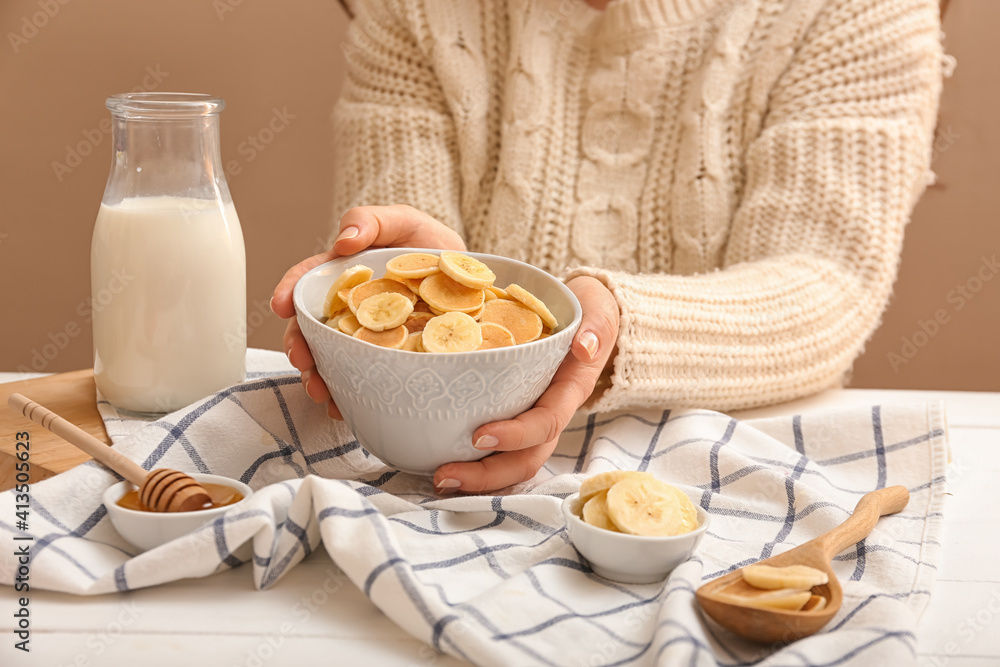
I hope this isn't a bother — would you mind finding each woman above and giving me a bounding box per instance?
[272,0,946,493]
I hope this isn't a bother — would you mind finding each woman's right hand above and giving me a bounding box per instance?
[270,205,466,418]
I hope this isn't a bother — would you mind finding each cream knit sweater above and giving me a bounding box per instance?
[331,0,946,412]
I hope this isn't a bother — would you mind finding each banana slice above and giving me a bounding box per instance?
[401,332,422,352]
[419,272,485,314]
[605,477,699,537]
[582,491,620,532]
[479,299,543,344]
[721,589,813,611]
[322,265,374,318]
[355,292,414,332]
[488,285,510,300]
[579,471,655,504]
[490,285,510,301]
[338,313,362,336]
[404,312,434,333]
[325,308,349,330]
[505,284,558,330]
[421,312,483,353]
[802,595,828,612]
[741,564,829,590]
[386,252,442,279]
[353,324,408,349]
[348,278,417,314]
[415,334,426,352]
[383,271,405,283]
[439,251,496,289]
[478,322,516,350]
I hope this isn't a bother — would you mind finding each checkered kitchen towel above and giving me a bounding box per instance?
[1,349,948,666]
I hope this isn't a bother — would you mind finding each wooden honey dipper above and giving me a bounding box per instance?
[8,393,212,512]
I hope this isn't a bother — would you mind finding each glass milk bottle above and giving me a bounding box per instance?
[91,93,246,415]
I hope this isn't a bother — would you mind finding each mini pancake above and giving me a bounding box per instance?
[401,332,422,351]
[404,312,434,333]
[353,324,408,349]
[479,299,543,344]
[478,322,516,350]
[419,272,485,313]
[386,252,442,279]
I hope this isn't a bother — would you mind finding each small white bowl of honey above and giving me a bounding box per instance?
[103,473,252,552]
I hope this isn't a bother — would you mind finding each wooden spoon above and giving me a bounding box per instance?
[695,485,910,644]
[8,393,212,513]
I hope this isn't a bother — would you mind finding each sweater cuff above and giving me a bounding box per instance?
[564,255,870,413]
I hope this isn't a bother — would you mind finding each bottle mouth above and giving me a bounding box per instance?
[106,93,225,118]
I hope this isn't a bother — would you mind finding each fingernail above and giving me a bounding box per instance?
[269,296,276,314]
[474,435,499,450]
[335,226,359,242]
[286,346,293,363]
[436,478,462,490]
[579,331,599,360]
[302,369,312,394]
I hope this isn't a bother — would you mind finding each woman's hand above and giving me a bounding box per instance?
[433,276,620,494]
[270,205,466,417]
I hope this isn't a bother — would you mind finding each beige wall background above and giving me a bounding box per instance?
[0,0,995,391]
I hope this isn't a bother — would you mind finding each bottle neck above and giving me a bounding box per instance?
[103,113,232,206]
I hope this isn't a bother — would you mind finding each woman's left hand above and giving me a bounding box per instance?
[433,276,620,493]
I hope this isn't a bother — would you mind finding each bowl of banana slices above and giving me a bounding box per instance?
[562,471,710,584]
[293,248,582,474]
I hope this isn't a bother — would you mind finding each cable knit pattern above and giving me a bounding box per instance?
[331,0,946,411]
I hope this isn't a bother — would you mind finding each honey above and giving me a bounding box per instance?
[117,482,244,512]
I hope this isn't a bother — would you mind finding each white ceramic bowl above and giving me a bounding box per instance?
[293,248,583,474]
[561,492,710,584]
[103,473,253,552]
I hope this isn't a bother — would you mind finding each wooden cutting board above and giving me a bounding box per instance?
[0,370,110,492]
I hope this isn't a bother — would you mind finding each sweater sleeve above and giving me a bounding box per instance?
[330,0,464,238]
[566,0,945,412]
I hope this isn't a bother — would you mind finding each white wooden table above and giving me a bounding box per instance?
[2,380,997,667]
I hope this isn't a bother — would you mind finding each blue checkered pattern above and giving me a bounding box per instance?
[0,351,947,666]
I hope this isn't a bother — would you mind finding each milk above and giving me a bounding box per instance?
[91,196,246,413]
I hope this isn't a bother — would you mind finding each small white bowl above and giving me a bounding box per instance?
[103,473,253,552]
[561,492,710,584]
[293,248,582,474]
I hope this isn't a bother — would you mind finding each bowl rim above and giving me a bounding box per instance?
[562,492,711,542]
[103,472,253,518]
[292,247,584,357]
